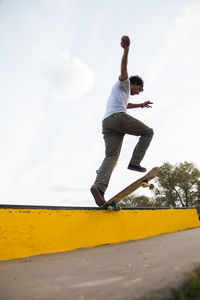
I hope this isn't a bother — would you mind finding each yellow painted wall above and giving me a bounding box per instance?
[0,207,199,261]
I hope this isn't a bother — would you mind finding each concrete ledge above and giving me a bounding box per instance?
[0,205,199,261]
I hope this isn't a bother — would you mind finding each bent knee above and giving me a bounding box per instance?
[149,128,154,136]
[146,127,154,136]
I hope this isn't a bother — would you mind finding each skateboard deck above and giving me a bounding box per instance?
[101,167,159,210]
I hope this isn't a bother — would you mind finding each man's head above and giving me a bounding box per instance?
[129,76,144,95]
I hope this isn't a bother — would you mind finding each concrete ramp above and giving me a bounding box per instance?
[0,205,199,260]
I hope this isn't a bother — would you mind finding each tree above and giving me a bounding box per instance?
[154,162,200,207]
[120,195,154,208]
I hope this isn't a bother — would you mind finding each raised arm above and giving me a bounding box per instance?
[119,36,130,81]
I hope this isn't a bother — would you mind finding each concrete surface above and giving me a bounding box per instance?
[0,228,200,300]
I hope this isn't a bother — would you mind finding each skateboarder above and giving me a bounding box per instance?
[91,35,154,206]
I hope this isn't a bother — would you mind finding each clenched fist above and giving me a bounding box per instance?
[121,36,130,49]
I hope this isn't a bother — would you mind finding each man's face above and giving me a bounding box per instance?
[130,84,143,95]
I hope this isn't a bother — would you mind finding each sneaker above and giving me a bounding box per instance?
[128,163,147,172]
[90,185,106,207]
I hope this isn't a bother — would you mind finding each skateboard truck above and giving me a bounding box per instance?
[141,181,154,190]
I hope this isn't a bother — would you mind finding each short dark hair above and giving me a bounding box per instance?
[129,76,144,88]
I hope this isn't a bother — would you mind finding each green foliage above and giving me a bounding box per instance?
[154,162,200,207]
[170,266,200,300]
[120,195,153,208]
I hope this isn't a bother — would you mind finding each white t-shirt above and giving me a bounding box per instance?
[103,78,130,120]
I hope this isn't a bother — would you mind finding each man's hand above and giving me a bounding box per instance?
[141,101,153,108]
[121,36,130,49]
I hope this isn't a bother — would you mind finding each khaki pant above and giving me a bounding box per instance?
[94,112,153,192]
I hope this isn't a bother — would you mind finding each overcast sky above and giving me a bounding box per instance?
[0,0,200,206]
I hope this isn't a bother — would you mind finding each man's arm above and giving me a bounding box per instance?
[127,101,153,109]
[119,36,130,81]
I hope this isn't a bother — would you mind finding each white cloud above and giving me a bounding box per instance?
[53,57,95,102]
[176,1,200,27]
[32,45,95,102]
[146,1,200,88]
[62,50,70,60]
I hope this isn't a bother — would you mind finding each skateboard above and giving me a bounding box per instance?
[101,167,159,211]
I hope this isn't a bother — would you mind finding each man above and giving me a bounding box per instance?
[91,35,154,206]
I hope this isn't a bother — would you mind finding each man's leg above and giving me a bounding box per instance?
[119,113,154,168]
[94,131,124,193]
[129,133,153,166]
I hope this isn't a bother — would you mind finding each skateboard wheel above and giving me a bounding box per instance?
[108,205,121,211]
[149,184,154,190]
[141,182,148,188]
[107,206,113,211]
